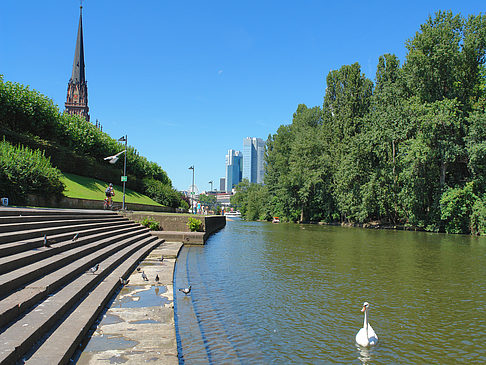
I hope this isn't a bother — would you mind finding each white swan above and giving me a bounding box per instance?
[355,302,378,347]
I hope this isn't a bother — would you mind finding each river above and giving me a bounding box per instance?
[174,219,486,364]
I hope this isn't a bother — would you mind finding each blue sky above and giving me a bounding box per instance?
[1,1,484,191]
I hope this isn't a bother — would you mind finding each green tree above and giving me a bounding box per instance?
[404,11,486,110]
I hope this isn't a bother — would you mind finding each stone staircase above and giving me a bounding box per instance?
[0,207,164,365]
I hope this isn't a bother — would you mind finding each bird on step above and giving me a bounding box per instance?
[136,267,141,272]
[179,286,192,295]
[43,234,51,248]
[88,263,100,275]
[155,274,159,282]
[158,255,164,262]
[119,277,129,285]
[142,271,149,281]
[72,233,79,241]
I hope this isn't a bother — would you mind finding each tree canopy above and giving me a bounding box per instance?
[233,10,486,235]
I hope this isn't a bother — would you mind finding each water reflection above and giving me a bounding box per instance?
[356,345,372,364]
[113,285,169,308]
[175,220,486,364]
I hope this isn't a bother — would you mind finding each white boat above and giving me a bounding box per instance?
[224,211,242,217]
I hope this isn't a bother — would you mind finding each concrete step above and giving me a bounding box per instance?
[0,235,159,365]
[0,232,155,330]
[0,223,140,275]
[0,208,118,217]
[0,216,127,234]
[0,213,123,225]
[0,219,133,258]
[0,226,149,296]
[24,239,163,365]
[0,217,129,244]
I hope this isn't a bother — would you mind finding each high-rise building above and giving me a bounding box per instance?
[65,5,90,122]
[219,178,226,192]
[225,149,243,193]
[243,137,265,184]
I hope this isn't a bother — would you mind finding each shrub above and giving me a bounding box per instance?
[470,198,486,235]
[187,217,203,232]
[139,217,161,231]
[0,140,64,204]
[440,182,477,234]
[143,178,183,208]
[0,75,171,190]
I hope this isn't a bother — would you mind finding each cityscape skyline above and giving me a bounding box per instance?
[221,137,266,194]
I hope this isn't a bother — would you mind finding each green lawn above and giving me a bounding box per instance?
[61,173,162,206]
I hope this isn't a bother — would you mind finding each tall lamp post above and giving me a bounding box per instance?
[118,135,127,210]
[188,165,195,214]
[208,180,213,191]
[104,136,127,210]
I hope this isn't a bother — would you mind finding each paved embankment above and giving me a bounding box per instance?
[0,207,165,364]
[76,242,182,364]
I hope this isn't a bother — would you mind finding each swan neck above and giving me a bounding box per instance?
[363,309,369,337]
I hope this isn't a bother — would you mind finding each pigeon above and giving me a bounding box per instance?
[141,271,148,281]
[43,234,51,248]
[72,233,79,241]
[136,267,141,272]
[155,274,159,282]
[158,255,164,262]
[119,277,129,285]
[179,286,192,295]
[103,150,126,164]
[88,263,99,274]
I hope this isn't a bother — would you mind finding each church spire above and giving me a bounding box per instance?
[65,4,90,122]
[71,5,85,84]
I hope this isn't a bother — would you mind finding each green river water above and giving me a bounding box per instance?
[174,219,486,364]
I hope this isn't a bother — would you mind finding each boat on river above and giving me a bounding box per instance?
[224,211,242,218]
[272,217,280,223]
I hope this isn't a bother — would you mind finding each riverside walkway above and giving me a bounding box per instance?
[76,242,182,364]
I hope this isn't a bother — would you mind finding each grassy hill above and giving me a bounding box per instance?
[61,173,162,206]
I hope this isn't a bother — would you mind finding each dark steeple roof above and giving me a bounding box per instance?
[70,6,85,84]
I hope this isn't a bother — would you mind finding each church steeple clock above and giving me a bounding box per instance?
[65,5,90,122]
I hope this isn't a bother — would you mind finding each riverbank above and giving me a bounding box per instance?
[76,242,182,364]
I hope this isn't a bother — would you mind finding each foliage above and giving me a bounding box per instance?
[139,217,161,231]
[233,11,486,235]
[198,194,217,209]
[231,180,272,221]
[142,178,184,208]
[0,139,64,204]
[470,198,486,235]
[0,74,172,191]
[440,182,478,234]
[187,217,203,232]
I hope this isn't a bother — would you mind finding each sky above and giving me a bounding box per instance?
[0,1,484,191]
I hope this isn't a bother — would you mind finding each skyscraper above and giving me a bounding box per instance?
[243,137,265,184]
[65,5,90,122]
[225,149,243,193]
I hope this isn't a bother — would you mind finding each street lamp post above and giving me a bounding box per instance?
[188,165,195,214]
[104,136,127,210]
[209,180,213,191]
[119,135,127,210]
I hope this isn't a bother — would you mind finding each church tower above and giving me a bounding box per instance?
[65,5,90,122]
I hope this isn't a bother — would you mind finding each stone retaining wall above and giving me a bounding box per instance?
[26,194,174,213]
[120,212,226,244]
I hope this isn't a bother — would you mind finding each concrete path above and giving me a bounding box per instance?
[76,242,183,364]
